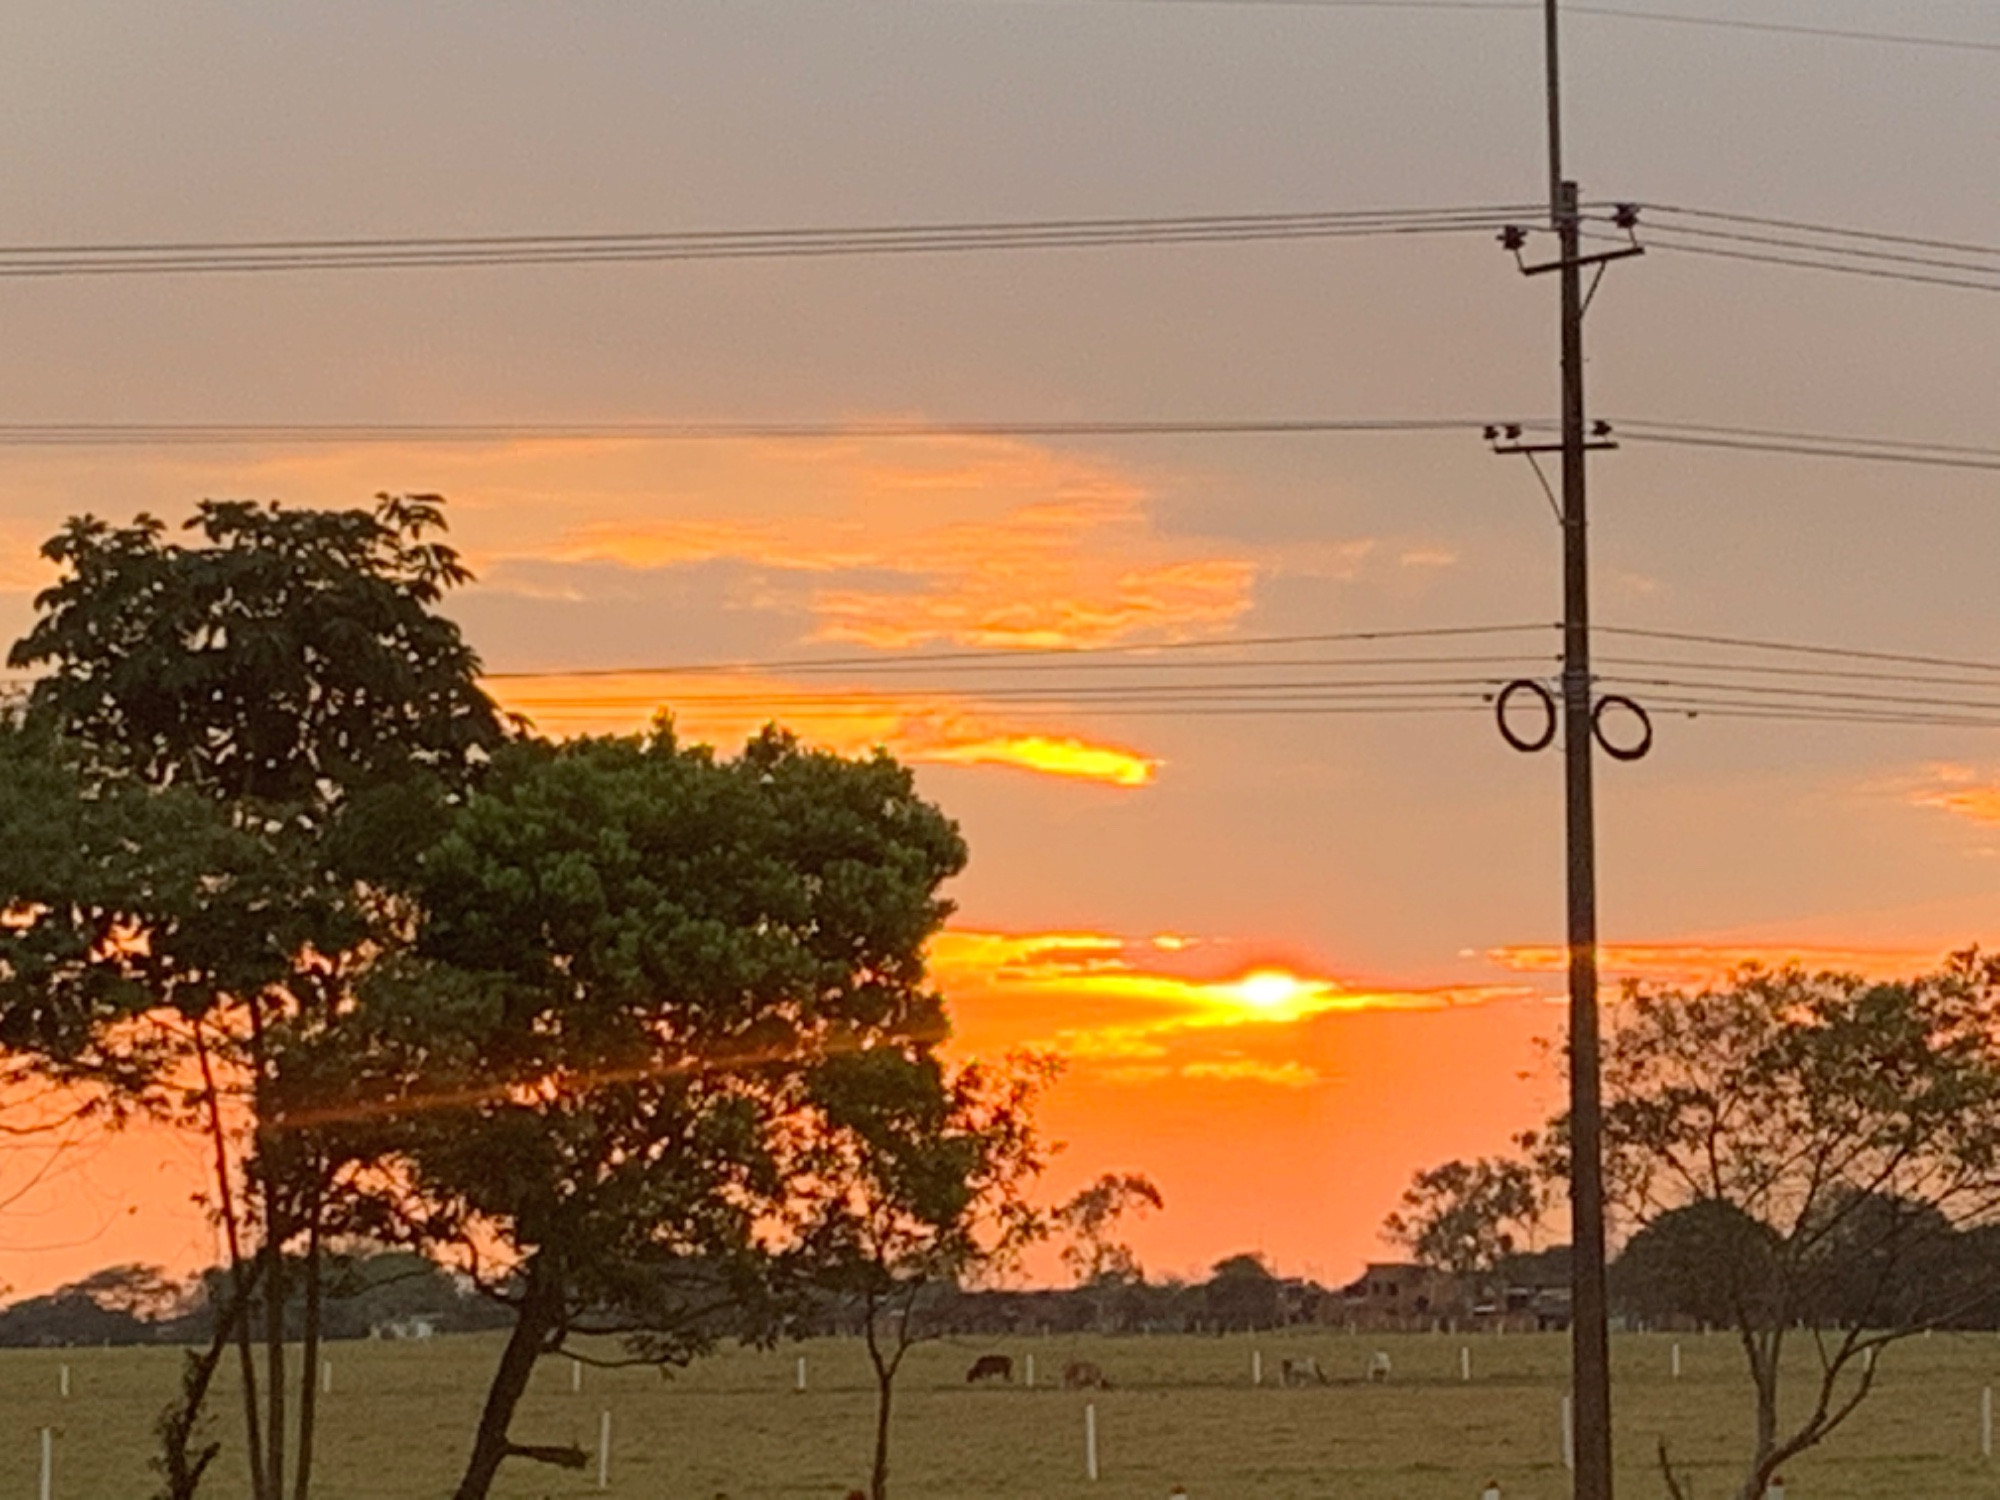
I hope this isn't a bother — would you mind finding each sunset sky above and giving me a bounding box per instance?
[2,1,1999,1296]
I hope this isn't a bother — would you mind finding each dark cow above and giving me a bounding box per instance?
[1061,1358,1110,1389]
[966,1354,1013,1384]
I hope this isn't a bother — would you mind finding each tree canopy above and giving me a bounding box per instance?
[1589,959,2000,1500]
[346,724,972,1500]
[0,495,509,1500]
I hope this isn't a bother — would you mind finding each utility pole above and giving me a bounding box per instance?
[1540,0,1617,1477]
[1546,4,1611,1495]
[1488,6,1645,1499]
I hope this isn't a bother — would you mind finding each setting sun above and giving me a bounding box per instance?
[1223,968,1327,1017]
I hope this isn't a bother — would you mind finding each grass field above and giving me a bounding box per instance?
[1,1328,1998,1499]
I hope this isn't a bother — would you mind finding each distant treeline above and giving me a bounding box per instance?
[17,1206,2000,1350]
[0,1252,512,1348]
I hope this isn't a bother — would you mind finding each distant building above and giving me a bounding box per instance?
[1334,1263,1470,1331]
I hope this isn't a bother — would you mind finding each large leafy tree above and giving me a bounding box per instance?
[343,725,971,1500]
[1582,959,2000,1500]
[0,496,508,1500]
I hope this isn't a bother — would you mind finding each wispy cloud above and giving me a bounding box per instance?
[487,672,1162,788]
[1486,941,1947,988]
[533,438,1261,650]
[1907,762,2000,828]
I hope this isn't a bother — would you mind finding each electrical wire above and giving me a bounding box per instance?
[1596,204,2000,295]
[0,205,1541,279]
[0,417,1516,447]
[1615,430,2000,472]
[972,0,2000,55]
[479,623,1560,679]
[1644,205,2000,263]
[1596,627,2000,677]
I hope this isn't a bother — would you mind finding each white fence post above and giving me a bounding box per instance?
[58,1363,69,1398]
[1561,1394,1575,1471]
[1460,1346,1471,1382]
[320,1358,332,1396]
[571,1357,582,1393]
[597,1409,610,1490]
[1085,1402,1099,1481]
[1983,1386,1993,1460]
[1025,1352,1035,1388]
[796,1355,808,1391]
[1671,1342,1681,1379]
[1482,1484,1501,1500]
[38,1427,52,1500]
[1252,1349,1262,1386]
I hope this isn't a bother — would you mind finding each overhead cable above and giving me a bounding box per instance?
[0,205,1540,278]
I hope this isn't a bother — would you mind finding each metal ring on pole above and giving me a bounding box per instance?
[1591,694,1653,762]
[1495,679,1558,754]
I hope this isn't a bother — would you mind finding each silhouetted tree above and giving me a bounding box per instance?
[800,1052,1051,1500]
[348,726,974,1500]
[0,496,508,1500]
[1203,1253,1280,1330]
[1570,959,2000,1500]
[1383,1156,1543,1280]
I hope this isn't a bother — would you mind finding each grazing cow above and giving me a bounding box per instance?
[1061,1358,1110,1389]
[1367,1350,1393,1383]
[1279,1356,1325,1387]
[966,1354,1013,1384]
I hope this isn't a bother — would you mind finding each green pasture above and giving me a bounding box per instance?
[1,1329,1998,1498]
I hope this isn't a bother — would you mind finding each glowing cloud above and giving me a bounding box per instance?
[933,927,1534,1087]
[485,673,1162,788]
[920,735,1158,787]
[1909,764,2000,827]
[1181,1059,1321,1089]
[530,437,1261,651]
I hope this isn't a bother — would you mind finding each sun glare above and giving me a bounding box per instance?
[1227,969,1323,1015]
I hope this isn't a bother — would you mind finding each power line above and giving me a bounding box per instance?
[6,415,2000,475]
[0,204,1542,279]
[1616,430,2000,472]
[0,417,1515,446]
[1645,204,2000,262]
[1597,626,2000,677]
[1610,417,2000,461]
[479,623,1559,680]
[965,0,2000,55]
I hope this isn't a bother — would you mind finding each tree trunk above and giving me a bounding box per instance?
[292,1176,324,1500]
[194,1022,267,1500]
[451,1258,564,1500]
[870,1365,894,1500]
[1738,1336,1783,1500]
[156,1259,262,1500]
[251,1003,286,1500]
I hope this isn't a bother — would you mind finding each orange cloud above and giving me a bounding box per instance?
[1908,763,2000,827]
[486,672,1160,788]
[1486,941,1948,989]
[1180,1058,1321,1089]
[533,439,1259,650]
[918,735,1157,786]
[933,928,1533,1086]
